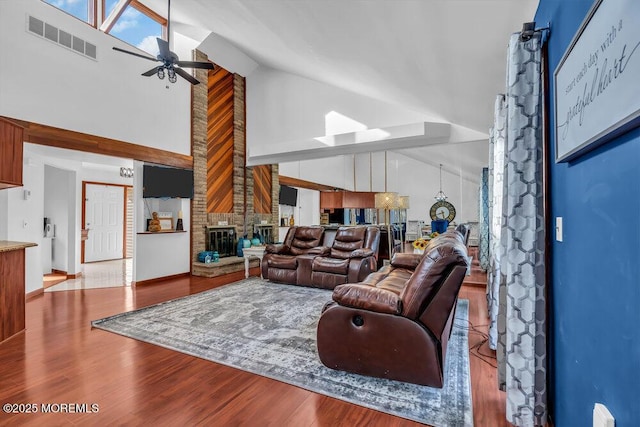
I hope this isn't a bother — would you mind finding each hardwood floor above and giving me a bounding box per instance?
[0,265,506,426]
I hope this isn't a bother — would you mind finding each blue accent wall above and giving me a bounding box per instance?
[535,1,640,426]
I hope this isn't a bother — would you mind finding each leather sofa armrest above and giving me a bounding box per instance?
[391,253,422,270]
[349,248,374,258]
[265,243,288,254]
[306,246,331,255]
[332,284,402,315]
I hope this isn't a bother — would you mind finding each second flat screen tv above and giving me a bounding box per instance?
[143,165,194,198]
[279,185,298,206]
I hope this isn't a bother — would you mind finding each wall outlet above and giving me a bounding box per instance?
[593,403,614,427]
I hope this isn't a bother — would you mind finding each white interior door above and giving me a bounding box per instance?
[85,184,124,262]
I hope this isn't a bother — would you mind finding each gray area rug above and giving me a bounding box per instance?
[92,278,473,426]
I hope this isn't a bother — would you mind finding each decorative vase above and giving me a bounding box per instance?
[243,239,251,249]
[251,237,261,246]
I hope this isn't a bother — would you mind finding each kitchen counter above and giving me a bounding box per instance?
[0,240,37,253]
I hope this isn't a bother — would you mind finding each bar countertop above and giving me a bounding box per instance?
[0,240,38,253]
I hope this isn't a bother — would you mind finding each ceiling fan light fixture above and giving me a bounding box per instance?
[167,68,177,83]
[112,0,213,85]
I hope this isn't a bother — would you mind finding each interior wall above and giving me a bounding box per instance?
[4,158,45,294]
[44,165,71,272]
[0,0,190,155]
[280,151,479,225]
[534,1,640,426]
[133,161,191,282]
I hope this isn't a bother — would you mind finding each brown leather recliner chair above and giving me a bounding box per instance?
[309,226,380,289]
[262,226,328,284]
[316,232,468,388]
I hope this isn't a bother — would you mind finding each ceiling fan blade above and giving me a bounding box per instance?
[156,37,171,60]
[175,61,214,70]
[174,67,200,85]
[142,66,163,77]
[112,46,158,62]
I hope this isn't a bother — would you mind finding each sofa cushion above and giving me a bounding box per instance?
[313,257,350,275]
[330,227,366,259]
[391,253,422,270]
[266,254,298,270]
[359,266,413,295]
[400,241,468,319]
[332,283,401,314]
[290,226,324,255]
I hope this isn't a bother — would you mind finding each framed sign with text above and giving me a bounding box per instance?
[554,0,640,162]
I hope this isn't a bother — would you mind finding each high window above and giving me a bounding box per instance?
[42,0,166,55]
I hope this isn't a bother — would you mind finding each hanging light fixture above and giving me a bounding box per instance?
[434,164,448,202]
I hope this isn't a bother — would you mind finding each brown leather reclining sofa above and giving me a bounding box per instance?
[261,225,380,289]
[316,230,469,388]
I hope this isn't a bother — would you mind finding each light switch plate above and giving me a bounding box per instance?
[555,217,563,242]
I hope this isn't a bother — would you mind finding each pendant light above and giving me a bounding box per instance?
[434,164,448,202]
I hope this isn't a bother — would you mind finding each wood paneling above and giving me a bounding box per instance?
[206,67,234,213]
[0,249,26,342]
[0,116,192,169]
[0,117,24,189]
[253,165,272,214]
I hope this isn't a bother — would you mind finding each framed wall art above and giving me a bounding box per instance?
[554,0,640,162]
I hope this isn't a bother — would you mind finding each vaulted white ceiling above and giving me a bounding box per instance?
[149,0,538,132]
[143,0,539,173]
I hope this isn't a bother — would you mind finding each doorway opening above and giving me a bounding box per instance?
[82,181,133,264]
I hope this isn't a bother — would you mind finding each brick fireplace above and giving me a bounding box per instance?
[190,50,279,276]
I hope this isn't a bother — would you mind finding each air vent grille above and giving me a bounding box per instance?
[26,14,97,61]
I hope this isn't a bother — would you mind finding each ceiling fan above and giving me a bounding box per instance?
[112,0,213,85]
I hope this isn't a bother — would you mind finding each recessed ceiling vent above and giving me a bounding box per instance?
[26,15,97,60]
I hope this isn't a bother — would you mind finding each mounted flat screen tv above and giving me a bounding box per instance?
[279,185,298,206]
[143,165,194,198]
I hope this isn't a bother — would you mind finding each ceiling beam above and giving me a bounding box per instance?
[278,175,344,192]
[247,121,465,166]
[2,116,192,169]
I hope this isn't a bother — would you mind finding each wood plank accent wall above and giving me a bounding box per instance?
[0,116,192,169]
[253,165,272,214]
[206,67,234,213]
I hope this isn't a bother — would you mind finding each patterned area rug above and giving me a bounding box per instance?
[92,279,473,426]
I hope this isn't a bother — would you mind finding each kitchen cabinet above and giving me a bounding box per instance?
[1,241,36,343]
[0,118,24,189]
[320,191,376,209]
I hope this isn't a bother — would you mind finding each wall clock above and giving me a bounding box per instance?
[429,200,456,222]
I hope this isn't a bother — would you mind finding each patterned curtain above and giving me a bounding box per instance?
[478,167,490,271]
[490,33,547,426]
[487,95,506,350]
